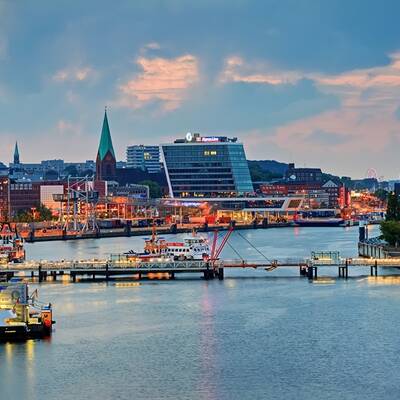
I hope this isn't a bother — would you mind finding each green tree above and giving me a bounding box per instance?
[374,189,388,202]
[36,204,53,221]
[386,192,400,221]
[63,165,78,177]
[380,220,400,247]
[13,209,34,223]
[138,180,162,199]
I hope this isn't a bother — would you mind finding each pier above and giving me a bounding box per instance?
[2,254,400,283]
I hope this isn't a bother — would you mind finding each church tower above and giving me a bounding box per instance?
[96,109,116,181]
[13,142,20,165]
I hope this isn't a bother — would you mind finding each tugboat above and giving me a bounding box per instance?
[0,223,25,264]
[124,227,211,261]
[0,281,55,341]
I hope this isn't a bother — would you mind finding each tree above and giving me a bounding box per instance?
[375,189,388,202]
[138,180,162,199]
[386,192,400,221]
[380,221,400,247]
[36,204,53,221]
[63,165,78,177]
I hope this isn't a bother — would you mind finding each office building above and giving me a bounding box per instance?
[285,163,323,183]
[126,145,161,173]
[161,133,253,198]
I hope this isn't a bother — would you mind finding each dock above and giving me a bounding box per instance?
[1,253,400,282]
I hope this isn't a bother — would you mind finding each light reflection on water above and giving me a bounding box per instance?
[3,225,400,400]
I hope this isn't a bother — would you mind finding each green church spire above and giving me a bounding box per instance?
[97,109,115,161]
[14,141,20,164]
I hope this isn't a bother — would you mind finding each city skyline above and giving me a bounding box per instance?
[1,1,400,178]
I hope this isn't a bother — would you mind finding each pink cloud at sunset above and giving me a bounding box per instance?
[219,56,301,85]
[118,54,199,111]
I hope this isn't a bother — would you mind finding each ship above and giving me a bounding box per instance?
[0,223,25,264]
[0,280,55,341]
[294,218,346,227]
[124,227,211,261]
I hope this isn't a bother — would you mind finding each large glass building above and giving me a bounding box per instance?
[161,133,254,198]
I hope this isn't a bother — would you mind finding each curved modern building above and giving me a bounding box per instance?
[161,133,253,198]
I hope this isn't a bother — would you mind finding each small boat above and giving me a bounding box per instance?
[0,282,55,341]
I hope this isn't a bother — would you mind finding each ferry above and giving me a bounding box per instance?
[125,228,211,261]
[0,281,55,341]
[0,224,25,264]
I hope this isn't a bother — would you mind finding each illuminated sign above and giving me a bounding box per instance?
[201,137,220,142]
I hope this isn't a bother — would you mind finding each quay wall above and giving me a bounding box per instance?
[21,222,293,243]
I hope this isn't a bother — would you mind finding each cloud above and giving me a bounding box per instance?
[117,54,199,111]
[219,56,301,85]
[144,42,160,50]
[220,53,400,177]
[52,67,94,83]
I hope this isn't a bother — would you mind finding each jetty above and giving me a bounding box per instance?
[1,251,400,282]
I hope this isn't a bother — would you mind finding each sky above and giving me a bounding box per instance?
[1,0,400,179]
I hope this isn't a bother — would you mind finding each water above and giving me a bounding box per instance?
[3,225,400,400]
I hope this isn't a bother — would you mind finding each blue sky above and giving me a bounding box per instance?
[1,0,400,179]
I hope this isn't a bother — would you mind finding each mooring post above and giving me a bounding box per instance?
[370,264,373,276]
[314,267,318,279]
[38,263,42,283]
[375,260,378,277]
[345,259,349,279]
[105,261,110,281]
[218,267,224,280]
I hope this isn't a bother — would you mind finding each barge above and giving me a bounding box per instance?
[0,281,54,341]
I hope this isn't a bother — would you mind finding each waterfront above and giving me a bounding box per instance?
[3,226,400,400]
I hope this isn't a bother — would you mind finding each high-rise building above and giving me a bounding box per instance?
[96,110,116,181]
[161,133,253,198]
[126,145,160,173]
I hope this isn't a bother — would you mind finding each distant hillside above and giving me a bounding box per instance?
[247,160,288,182]
[248,160,289,175]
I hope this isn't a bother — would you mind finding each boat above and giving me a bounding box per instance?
[294,218,346,227]
[0,281,55,341]
[0,223,25,264]
[124,227,211,261]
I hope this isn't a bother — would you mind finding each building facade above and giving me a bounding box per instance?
[126,145,160,173]
[0,173,9,222]
[161,133,253,198]
[284,163,323,183]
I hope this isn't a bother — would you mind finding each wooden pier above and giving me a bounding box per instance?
[2,254,400,283]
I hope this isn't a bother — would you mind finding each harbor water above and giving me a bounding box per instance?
[2,225,400,400]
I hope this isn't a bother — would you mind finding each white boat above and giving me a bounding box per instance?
[164,234,210,260]
[125,228,211,261]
